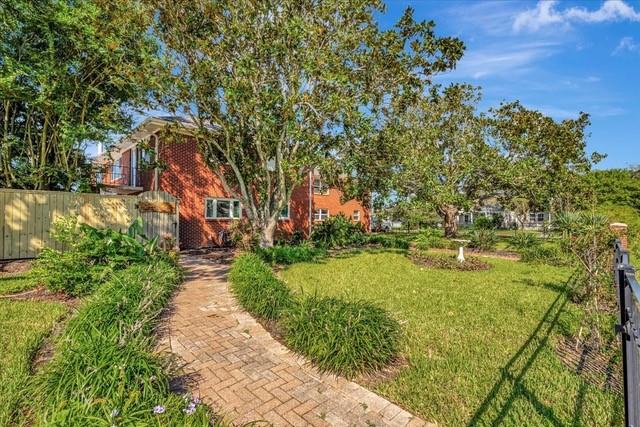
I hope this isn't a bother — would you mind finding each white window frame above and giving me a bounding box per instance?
[314,208,329,221]
[279,203,290,220]
[204,198,242,220]
[529,212,536,222]
[537,212,545,222]
[313,177,330,195]
[352,210,361,222]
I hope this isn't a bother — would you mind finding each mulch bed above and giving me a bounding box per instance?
[555,336,622,395]
[0,286,78,304]
[409,253,492,271]
[0,259,32,275]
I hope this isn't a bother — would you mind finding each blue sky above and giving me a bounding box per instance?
[378,0,640,169]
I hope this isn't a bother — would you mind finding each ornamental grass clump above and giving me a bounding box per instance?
[228,254,295,320]
[282,295,401,378]
[31,260,213,425]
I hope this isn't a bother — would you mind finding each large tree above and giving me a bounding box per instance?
[390,84,495,237]
[488,102,599,221]
[153,1,464,247]
[0,0,160,190]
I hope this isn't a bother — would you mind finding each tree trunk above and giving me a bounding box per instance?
[440,205,458,238]
[259,217,277,248]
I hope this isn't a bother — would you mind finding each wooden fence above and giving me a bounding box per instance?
[0,189,179,260]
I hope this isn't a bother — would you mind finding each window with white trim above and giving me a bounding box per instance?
[205,198,241,219]
[352,210,361,221]
[279,203,290,220]
[529,212,536,222]
[313,177,329,195]
[537,212,545,222]
[314,208,329,221]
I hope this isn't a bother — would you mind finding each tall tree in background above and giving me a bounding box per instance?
[390,84,495,237]
[488,102,599,222]
[0,0,160,190]
[153,1,464,247]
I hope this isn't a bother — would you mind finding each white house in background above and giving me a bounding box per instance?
[457,203,552,230]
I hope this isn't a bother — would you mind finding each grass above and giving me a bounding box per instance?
[280,250,623,426]
[31,259,214,426]
[0,300,66,426]
[0,274,38,295]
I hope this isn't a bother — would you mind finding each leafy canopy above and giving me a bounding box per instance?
[0,0,160,190]
[153,0,464,245]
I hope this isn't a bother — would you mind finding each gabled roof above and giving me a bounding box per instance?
[93,115,217,162]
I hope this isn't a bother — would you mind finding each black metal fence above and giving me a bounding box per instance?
[614,240,640,427]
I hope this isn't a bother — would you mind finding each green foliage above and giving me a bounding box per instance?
[390,84,493,237]
[366,234,411,250]
[31,260,214,425]
[474,214,503,230]
[0,0,161,190]
[596,203,640,259]
[228,254,295,320]
[33,216,164,296]
[282,295,400,378]
[590,168,640,211]
[31,248,105,297]
[520,244,572,267]
[255,244,326,266]
[509,231,540,250]
[489,102,598,214]
[555,211,616,345]
[311,214,366,248]
[468,229,498,251]
[154,0,463,245]
[414,228,450,250]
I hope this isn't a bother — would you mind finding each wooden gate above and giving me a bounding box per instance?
[137,191,180,248]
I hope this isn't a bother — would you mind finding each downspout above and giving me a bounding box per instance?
[308,170,313,237]
[153,134,159,191]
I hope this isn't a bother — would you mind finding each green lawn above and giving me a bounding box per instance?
[0,275,38,296]
[280,250,622,426]
[0,300,66,426]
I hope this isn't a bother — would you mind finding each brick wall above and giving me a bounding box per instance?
[154,135,370,249]
[310,176,371,232]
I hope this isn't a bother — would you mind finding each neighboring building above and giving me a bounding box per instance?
[456,203,552,230]
[94,117,370,249]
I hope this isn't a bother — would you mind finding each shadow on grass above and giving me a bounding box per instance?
[468,291,571,427]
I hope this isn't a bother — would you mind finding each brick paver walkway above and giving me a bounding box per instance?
[162,255,432,427]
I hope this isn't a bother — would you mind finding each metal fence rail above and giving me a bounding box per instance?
[614,240,640,427]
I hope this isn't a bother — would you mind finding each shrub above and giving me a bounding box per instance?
[311,214,365,248]
[366,234,410,250]
[510,231,540,250]
[255,244,326,265]
[282,294,400,378]
[228,254,295,320]
[520,244,572,267]
[468,229,498,251]
[31,248,105,296]
[473,216,495,230]
[32,260,213,425]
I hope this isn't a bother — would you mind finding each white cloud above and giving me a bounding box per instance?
[448,42,559,79]
[613,36,640,54]
[514,0,640,32]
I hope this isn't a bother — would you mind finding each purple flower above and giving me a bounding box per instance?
[184,404,196,415]
[153,405,165,414]
[110,409,119,418]
[192,397,201,404]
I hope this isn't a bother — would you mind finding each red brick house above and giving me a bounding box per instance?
[95,117,370,249]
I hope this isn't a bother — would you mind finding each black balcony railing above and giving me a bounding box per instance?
[614,240,640,427]
[94,165,150,188]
